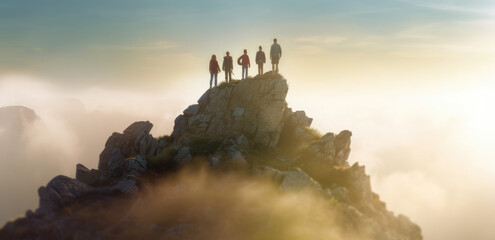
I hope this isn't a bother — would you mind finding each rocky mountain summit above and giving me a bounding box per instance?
[0,73,422,240]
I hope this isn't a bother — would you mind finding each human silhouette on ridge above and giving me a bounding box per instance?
[270,38,282,74]
[237,49,250,80]
[209,55,221,88]
[222,51,233,83]
[256,46,266,75]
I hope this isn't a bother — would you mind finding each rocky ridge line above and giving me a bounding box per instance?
[0,73,422,240]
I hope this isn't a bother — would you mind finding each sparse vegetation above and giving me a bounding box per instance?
[147,146,178,173]
[217,79,240,89]
[156,135,173,142]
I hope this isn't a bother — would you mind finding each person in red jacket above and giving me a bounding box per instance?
[209,55,221,88]
[237,49,250,80]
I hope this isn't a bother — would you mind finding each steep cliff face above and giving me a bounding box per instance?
[0,73,422,240]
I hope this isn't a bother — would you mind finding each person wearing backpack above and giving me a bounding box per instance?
[209,54,221,88]
[256,46,266,76]
[237,49,250,80]
[222,51,233,83]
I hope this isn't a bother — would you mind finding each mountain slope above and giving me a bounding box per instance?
[0,73,422,240]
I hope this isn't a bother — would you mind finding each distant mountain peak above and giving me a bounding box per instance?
[0,105,39,133]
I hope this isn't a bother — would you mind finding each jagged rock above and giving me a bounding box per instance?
[172,115,187,141]
[279,168,323,192]
[156,138,170,155]
[183,104,200,117]
[224,146,249,169]
[126,156,147,176]
[330,187,351,203]
[123,121,153,145]
[284,108,313,128]
[75,164,99,185]
[173,75,289,148]
[209,145,249,170]
[335,130,352,164]
[319,132,335,147]
[98,121,158,177]
[219,134,252,154]
[173,147,192,164]
[111,179,138,194]
[149,137,159,155]
[347,162,372,200]
[253,166,285,183]
[37,176,94,215]
[107,148,126,177]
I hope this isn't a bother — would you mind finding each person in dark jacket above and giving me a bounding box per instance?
[209,54,221,88]
[222,51,233,83]
[237,49,250,80]
[256,46,266,75]
[270,38,282,74]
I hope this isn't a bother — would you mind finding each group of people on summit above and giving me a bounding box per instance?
[209,38,282,88]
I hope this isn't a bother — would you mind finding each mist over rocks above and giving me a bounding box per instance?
[0,73,422,240]
[0,106,39,139]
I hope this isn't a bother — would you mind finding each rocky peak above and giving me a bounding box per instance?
[98,121,167,175]
[0,74,422,240]
[173,74,290,148]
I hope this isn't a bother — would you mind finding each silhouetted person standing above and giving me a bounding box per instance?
[237,49,250,80]
[222,51,233,83]
[256,46,266,75]
[209,55,221,88]
[270,38,282,74]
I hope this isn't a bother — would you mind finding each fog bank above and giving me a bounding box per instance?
[1,77,494,239]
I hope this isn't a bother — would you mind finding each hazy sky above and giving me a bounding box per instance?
[1,0,494,90]
[1,1,495,239]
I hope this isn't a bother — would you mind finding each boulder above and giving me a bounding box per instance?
[283,108,313,128]
[253,166,285,183]
[172,75,289,148]
[98,121,158,176]
[106,148,126,177]
[279,168,323,192]
[173,147,192,164]
[37,176,94,215]
[330,187,351,203]
[111,179,138,194]
[347,163,372,200]
[75,164,99,185]
[183,104,200,117]
[335,130,352,164]
[122,121,154,144]
[126,156,147,176]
